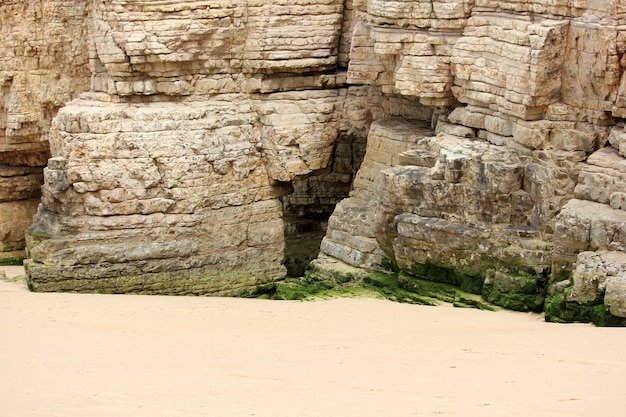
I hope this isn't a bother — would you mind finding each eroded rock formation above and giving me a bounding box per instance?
[2,0,626,324]
[18,0,356,294]
[1,0,90,262]
[318,0,626,324]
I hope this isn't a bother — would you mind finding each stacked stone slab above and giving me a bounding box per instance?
[321,0,471,269]
[348,0,472,106]
[89,0,345,95]
[22,0,356,294]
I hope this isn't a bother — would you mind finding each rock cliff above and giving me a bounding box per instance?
[2,0,626,324]
[319,0,626,325]
[17,0,359,294]
[1,0,90,262]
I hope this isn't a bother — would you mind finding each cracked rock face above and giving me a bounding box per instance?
[15,0,357,294]
[318,0,626,324]
[1,0,90,261]
[2,0,626,321]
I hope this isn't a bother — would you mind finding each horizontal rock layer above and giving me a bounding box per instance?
[24,86,350,292]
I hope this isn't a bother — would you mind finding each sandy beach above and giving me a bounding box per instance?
[1,265,625,417]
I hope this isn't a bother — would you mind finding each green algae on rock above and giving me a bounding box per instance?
[266,257,497,312]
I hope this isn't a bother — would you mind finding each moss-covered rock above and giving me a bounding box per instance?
[406,261,485,294]
[270,278,337,301]
[24,259,285,297]
[267,261,498,311]
[398,272,496,310]
[482,270,546,312]
[363,272,440,305]
[544,291,626,327]
[0,257,23,266]
[484,289,545,312]
[307,254,368,284]
[542,252,626,326]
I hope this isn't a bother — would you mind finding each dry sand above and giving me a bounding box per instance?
[1,265,625,417]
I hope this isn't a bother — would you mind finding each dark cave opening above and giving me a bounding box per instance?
[281,132,366,277]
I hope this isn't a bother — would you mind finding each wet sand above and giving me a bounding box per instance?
[1,265,625,416]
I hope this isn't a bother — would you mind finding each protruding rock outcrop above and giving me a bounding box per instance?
[21,0,358,294]
[316,0,626,324]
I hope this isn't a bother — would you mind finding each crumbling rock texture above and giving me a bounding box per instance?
[15,0,363,293]
[1,0,90,260]
[320,0,626,324]
[2,0,626,323]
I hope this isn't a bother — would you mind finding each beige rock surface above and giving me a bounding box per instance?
[318,0,626,322]
[17,0,360,293]
[568,251,626,311]
[2,0,626,321]
[321,116,434,268]
[0,0,90,260]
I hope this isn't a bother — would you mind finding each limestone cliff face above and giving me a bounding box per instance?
[318,0,626,324]
[1,0,90,261]
[13,0,432,295]
[18,0,353,294]
[3,0,626,323]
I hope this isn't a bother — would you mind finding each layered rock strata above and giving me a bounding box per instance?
[22,0,354,294]
[0,0,90,261]
[3,0,626,323]
[318,0,626,324]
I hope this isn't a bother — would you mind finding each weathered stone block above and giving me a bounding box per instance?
[546,250,626,325]
[563,20,626,116]
[452,15,568,120]
[605,274,626,318]
[575,147,626,206]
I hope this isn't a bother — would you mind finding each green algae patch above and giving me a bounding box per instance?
[273,279,386,301]
[403,258,549,312]
[397,272,496,311]
[266,268,497,311]
[0,258,23,266]
[484,288,545,312]
[363,272,440,305]
[544,292,626,327]
[267,273,437,304]
[270,278,337,301]
[267,254,499,310]
[406,261,484,294]
[481,270,547,312]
